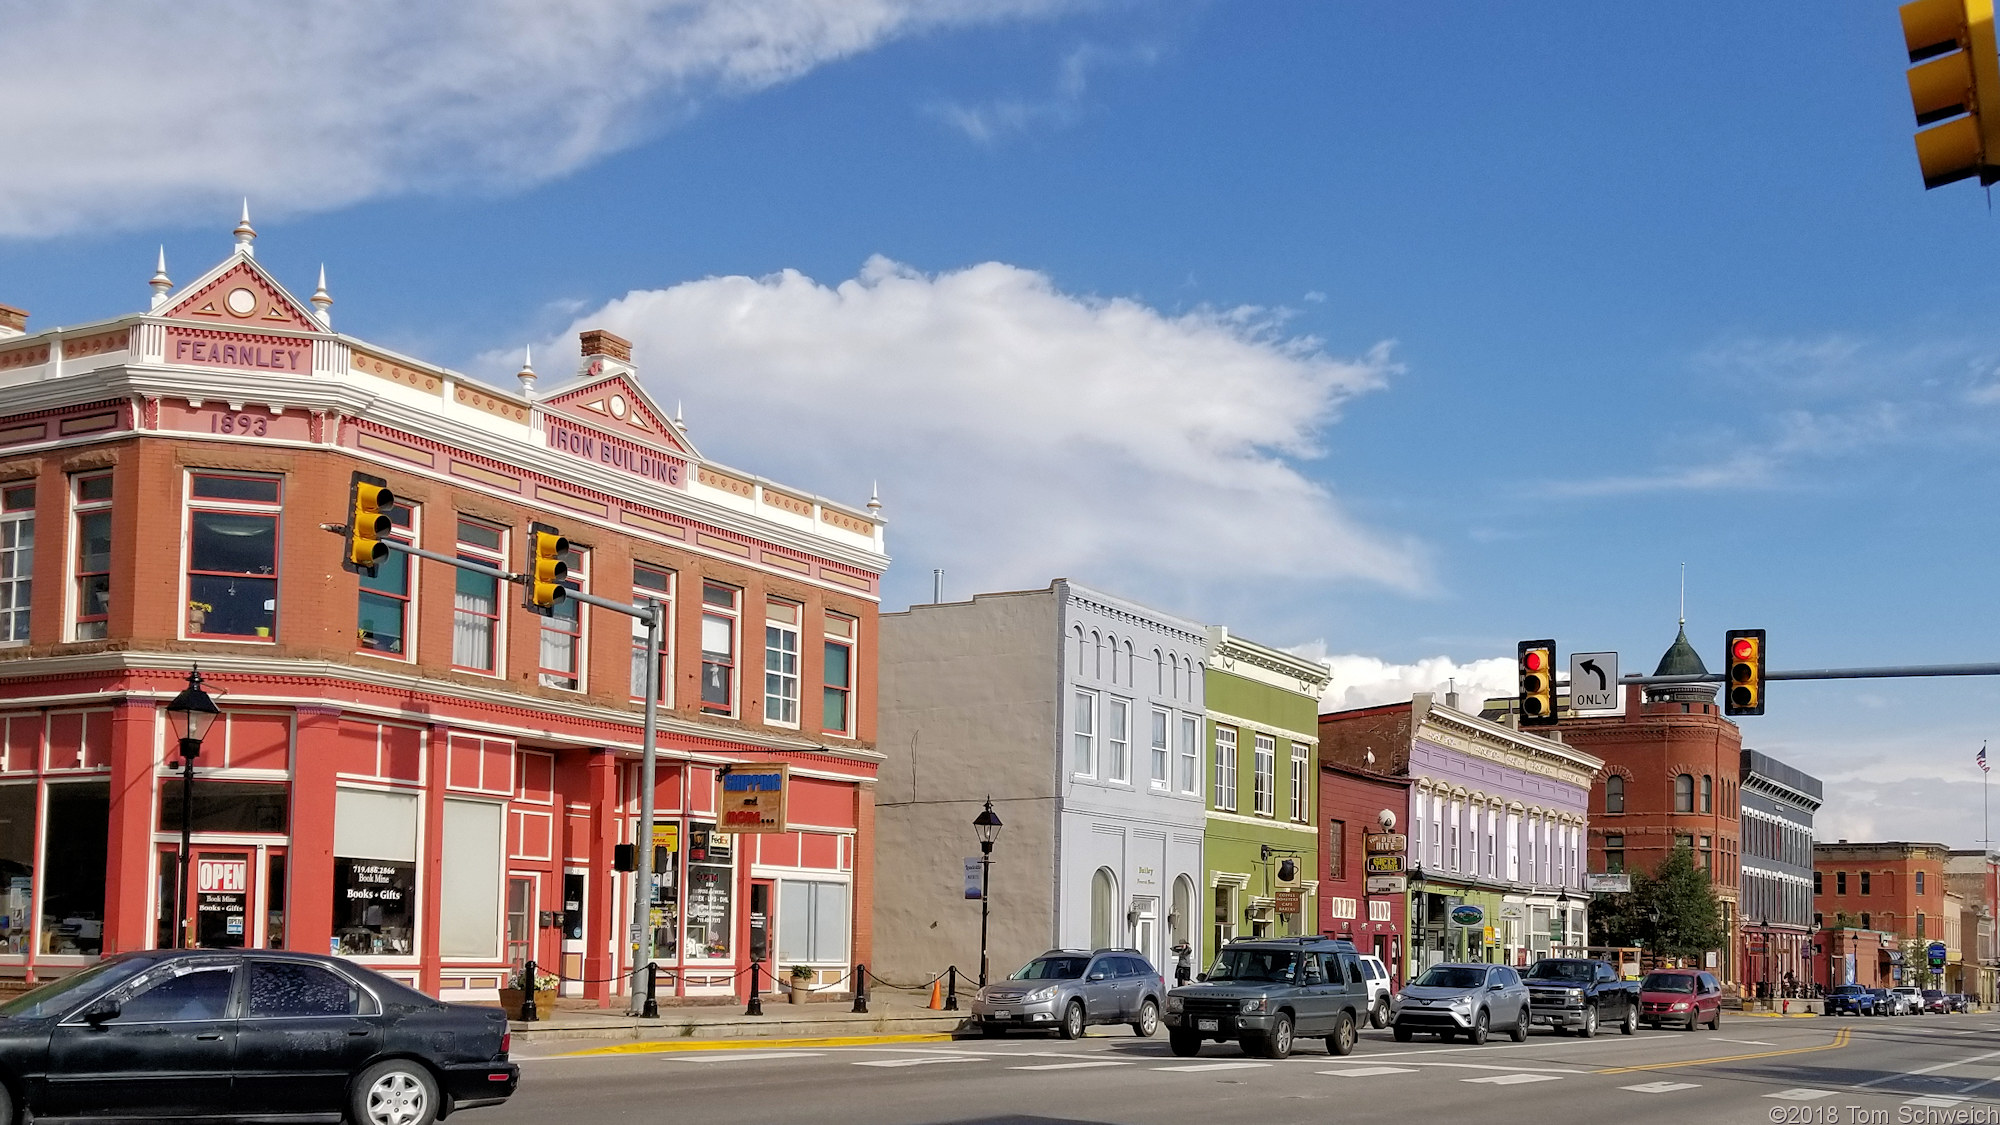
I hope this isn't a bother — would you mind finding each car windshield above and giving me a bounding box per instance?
[1642,974,1696,993]
[1414,966,1486,990]
[1011,957,1089,981]
[1829,986,1862,995]
[1924,991,1944,998]
[0,957,151,1019]
[1207,948,1298,983]
[1523,962,1593,982]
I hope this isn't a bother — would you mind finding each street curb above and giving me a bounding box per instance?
[548,1032,958,1057]
[1736,1011,1822,1018]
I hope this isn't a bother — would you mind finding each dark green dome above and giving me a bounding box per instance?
[1652,627,1709,677]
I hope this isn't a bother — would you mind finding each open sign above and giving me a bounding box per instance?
[197,858,249,894]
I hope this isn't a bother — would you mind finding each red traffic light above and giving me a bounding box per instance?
[1523,650,1546,672]
[1732,637,1755,662]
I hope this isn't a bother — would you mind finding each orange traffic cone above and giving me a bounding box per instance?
[928,979,943,1010]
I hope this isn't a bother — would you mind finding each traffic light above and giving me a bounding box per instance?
[342,472,394,577]
[1902,0,2000,188]
[1725,629,1767,716]
[1517,640,1557,727]
[523,522,569,615]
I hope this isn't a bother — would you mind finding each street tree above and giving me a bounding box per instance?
[1586,845,1726,962]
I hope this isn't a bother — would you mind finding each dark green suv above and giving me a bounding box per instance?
[1162,937,1369,1059]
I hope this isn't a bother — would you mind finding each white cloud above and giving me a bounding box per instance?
[928,41,1157,142]
[0,0,1072,237]
[1285,643,1516,715]
[510,255,1421,606]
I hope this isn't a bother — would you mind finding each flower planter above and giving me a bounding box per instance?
[788,984,809,1005]
[499,987,557,1021]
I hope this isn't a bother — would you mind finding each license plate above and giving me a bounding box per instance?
[1197,1018,1219,1031]
[991,1011,1010,1019]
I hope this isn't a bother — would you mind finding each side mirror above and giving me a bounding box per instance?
[1088,973,1106,982]
[1488,983,1504,991]
[82,999,119,1026]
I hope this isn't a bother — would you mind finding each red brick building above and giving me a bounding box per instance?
[0,220,886,1003]
[1317,760,1413,986]
[1813,841,1951,987]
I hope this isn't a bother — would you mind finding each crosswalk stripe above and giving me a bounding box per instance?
[1151,1062,1272,1073]
[665,1051,825,1063]
[1008,1061,1133,1071]
[1905,1097,1969,1108]
[853,1056,988,1068]
[1463,1074,1561,1085]
[1766,1089,1838,1100]
[1316,1067,1418,1077]
[1620,1081,1700,1094]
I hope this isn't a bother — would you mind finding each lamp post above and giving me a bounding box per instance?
[1408,865,1426,978]
[163,669,219,950]
[973,798,1003,987]
[1555,886,1572,960]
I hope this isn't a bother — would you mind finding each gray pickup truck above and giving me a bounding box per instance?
[1522,957,1639,1036]
[1163,936,1370,1059]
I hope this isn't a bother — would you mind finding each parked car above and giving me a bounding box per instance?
[974,948,1165,1039]
[1391,962,1530,1045]
[1522,957,1639,1036]
[1891,986,1925,1015]
[1867,987,1897,1016]
[1164,936,1370,1059]
[1948,993,1972,1013]
[1923,989,1950,1014]
[0,948,515,1125]
[1824,985,1877,1016]
[1357,954,1393,1028]
[1638,969,1722,1031]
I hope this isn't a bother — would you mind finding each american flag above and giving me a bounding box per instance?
[1981,743,1990,774]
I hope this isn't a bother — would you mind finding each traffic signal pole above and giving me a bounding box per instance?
[323,525,666,1016]
[1621,661,2000,686]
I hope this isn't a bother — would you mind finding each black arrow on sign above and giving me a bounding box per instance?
[1580,659,1607,691]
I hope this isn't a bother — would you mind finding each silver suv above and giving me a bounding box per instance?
[973,949,1166,1039]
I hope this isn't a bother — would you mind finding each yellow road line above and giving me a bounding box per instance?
[555,1032,958,1057]
[1595,1027,1851,1074]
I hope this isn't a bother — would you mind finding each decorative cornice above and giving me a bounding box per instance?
[1061,584,1208,649]
[1206,628,1330,697]
[1205,708,1316,746]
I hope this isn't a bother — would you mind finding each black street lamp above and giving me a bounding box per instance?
[1555,887,1572,958]
[163,668,220,950]
[973,798,1003,987]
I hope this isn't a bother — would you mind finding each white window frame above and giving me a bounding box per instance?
[70,472,112,642]
[1149,707,1171,791]
[1105,698,1130,784]
[536,545,586,691]
[1071,690,1097,778]
[356,501,417,662]
[182,470,284,643]
[1448,800,1460,871]
[763,600,801,728]
[1177,714,1199,796]
[451,517,506,676]
[1214,727,1237,812]
[0,482,32,646]
[630,564,675,706]
[1288,741,1309,822]
[822,613,856,737]
[700,582,740,717]
[1252,734,1274,817]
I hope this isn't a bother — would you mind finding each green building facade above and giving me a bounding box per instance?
[1201,628,1331,961]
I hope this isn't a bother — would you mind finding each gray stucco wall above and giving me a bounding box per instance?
[875,589,1060,985]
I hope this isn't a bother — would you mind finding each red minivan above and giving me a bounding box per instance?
[1639,970,1722,1030]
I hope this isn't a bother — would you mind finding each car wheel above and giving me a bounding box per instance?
[1264,1012,1295,1060]
[1131,1000,1159,1038]
[1710,1007,1722,1031]
[1622,1006,1638,1036]
[352,1060,439,1125]
[1682,1010,1698,1031]
[1168,1030,1201,1057]
[1392,1024,1413,1042]
[1468,1009,1490,1046]
[1058,1000,1086,1041]
[1370,997,1390,1029]
[1328,1010,1357,1057]
[1579,1006,1598,1038]
[1510,1009,1528,1043]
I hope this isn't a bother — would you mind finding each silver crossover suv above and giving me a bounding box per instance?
[1392,962,1532,1044]
[974,949,1166,1039]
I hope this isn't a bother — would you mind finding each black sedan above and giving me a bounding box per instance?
[0,948,516,1124]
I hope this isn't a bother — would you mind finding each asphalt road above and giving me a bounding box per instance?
[487,1012,2000,1125]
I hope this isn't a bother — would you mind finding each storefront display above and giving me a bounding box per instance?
[332,858,414,956]
[684,823,732,960]
[648,821,678,960]
[41,782,107,956]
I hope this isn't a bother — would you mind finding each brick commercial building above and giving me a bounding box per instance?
[1737,749,1820,999]
[1945,850,1998,1004]
[1317,760,1414,987]
[1814,841,1952,988]
[0,219,886,1002]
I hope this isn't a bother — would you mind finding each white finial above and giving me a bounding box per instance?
[233,199,256,257]
[867,481,881,514]
[517,346,537,396]
[309,264,332,328]
[1678,561,1686,628]
[149,246,173,310]
[674,400,684,426]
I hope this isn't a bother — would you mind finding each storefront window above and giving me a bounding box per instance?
[266,852,286,949]
[684,823,733,959]
[158,781,288,834]
[41,781,107,955]
[439,799,502,960]
[184,473,281,639]
[0,784,32,954]
[649,822,679,961]
[357,503,415,656]
[778,880,848,963]
[331,787,417,957]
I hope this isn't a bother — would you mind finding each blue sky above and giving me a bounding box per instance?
[4,1,1999,844]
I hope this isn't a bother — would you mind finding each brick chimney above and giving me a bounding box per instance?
[579,330,631,364]
[0,304,25,340]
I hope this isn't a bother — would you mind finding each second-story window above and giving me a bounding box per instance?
[764,600,800,726]
[1105,698,1130,784]
[185,472,280,640]
[1916,870,1926,895]
[538,546,585,690]
[1071,690,1097,777]
[1149,707,1170,790]
[1861,871,1871,895]
[700,582,739,715]
[1214,726,1237,811]
[356,503,415,657]
[1290,742,1310,822]
[71,473,112,641]
[1177,714,1198,795]
[630,564,674,704]
[452,518,504,674]
[823,612,854,735]
[0,482,32,644]
[1252,733,1275,816]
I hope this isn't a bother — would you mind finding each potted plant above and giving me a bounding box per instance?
[186,600,212,633]
[499,965,559,1020]
[788,964,814,1004]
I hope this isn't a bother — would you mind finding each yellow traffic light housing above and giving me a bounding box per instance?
[343,472,395,577]
[1724,629,1766,716]
[1902,0,2000,187]
[1517,640,1557,728]
[524,522,569,615]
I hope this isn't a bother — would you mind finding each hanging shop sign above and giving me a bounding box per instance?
[1275,890,1304,915]
[715,765,789,834]
[1449,904,1485,928]
[1364,833,1407,853]
[1365,875,1407,895]
[1365,854,1406,874]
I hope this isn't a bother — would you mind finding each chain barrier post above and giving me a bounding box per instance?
[945,966,959,1011]
[520,959,539,1023]
[852,963,869,1014]
[643,961,659,1020]
[747,961,764,1017]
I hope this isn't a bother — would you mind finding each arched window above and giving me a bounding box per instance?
[1105,634,1118,684]
[1073,626,1086,676]
[1861,912,1872,929]
[1155,648,1165,695]
[1124,641,1134,687]
[1674,774,1694,813]
[1171,875,1195,949]
[1093,632,1104,681]
[1090,868,1119,949]
[1605,775,1625,814]
[1700,775,1713,813]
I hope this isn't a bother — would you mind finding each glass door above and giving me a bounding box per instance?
[155,846,268,949]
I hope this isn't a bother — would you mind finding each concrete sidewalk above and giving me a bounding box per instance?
[505,991,970,1044]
